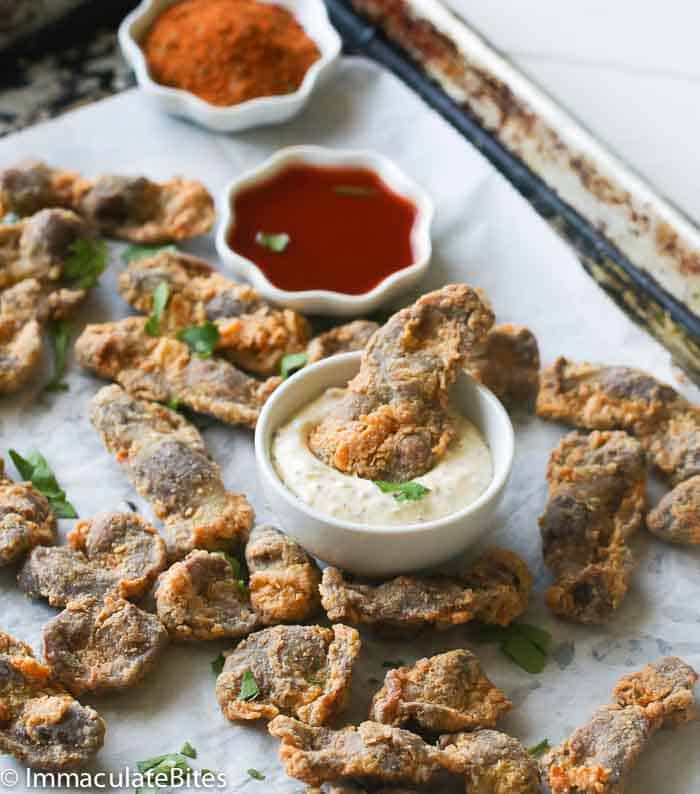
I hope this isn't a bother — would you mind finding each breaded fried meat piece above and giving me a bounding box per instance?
[0,629,106,770]
[42,594,169,695]
[467,323,540,407]
[306,320,380,363]
[245,524,321,624]
[541,657,698,794]
[118,251,310,375]
[0,160,215,243]
[537,357,700,486]
[0,459,56,565]
[89,385,254,558]
[647,475,700,545]
[320,549,532,630]
[216,624,360,724]
[155,549,259,641]
[268,717,449,787]
[369,649,511,733]
[309,285,494,482]
[539,430,646,624]
[76,317,279,428]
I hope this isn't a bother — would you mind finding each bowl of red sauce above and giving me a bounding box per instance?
[216,146,434,315]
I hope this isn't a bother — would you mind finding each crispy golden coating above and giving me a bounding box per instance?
[118,251,310,375]
[539,431,646,624]
[67,512,168,600]
[42,594,169,695]
[76,317,279,429]
[0,160,215,243]
[306,320,380,363]
[467,323,540,407]
[89,385,254,559]
[309,285,495,482]
[0,459,56,565]
[647,475,700,545]
[155,550,259,641]
[268,717,448,787]
[18,511,167,606]
[439,730,541,794]
[320,549,532,630]
[245,525,321,625]
[537,357,700,486]
[0,629,106,770]
[542,657,698,794]
[370,649,511,733]
[216,624,360,724]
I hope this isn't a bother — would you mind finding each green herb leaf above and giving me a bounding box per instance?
[333,185,375,197]
[137,754,168,774]
[177,321,220,359]
[121,243,177,264]
[166,396,183,412]
[9,450,77,518]
[382,659,405,669]
[239,670,259,702]
[44,321,73,393]
[255,231,290,253]
[144,281,170,337]
[306,677,324,686]
[63,238,108,289]
[211,550,248,596]
[528,739,551,758]
[247,769,266,781]
[501,632,547,674]
[280,352,308,379]
[180,742,197,759]
[515,623,552,655]
[1,212,20,224]
[373,480,431,503]
[211,653,226,675]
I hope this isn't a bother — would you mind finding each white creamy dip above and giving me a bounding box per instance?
[271,388,493,527]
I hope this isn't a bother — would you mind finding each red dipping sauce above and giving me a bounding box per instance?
[227,163,418,294]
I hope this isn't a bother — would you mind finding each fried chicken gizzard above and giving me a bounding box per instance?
[309,284,495,482]
[0,159,215,243]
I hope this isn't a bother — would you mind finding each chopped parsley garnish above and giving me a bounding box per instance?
[121,243,177,264]
[180,741,197,759]
[255,231,290,253]
[373,480,430,503]
[166,396,183,412]
[333,185,375,197]
[63,238,108,289]
[211,550,248,596]
[528,739,551,757]
[9,450,77,518]
[239,670,259,701]
[44,321,73,393]
[280,351,308,378]
[247,769,266,781]
[473,622,552,674]
[1,211,19,224]
[144,281,170,337]
[177,321,220,358]
[382,659,405,669]
[211,653,226,675]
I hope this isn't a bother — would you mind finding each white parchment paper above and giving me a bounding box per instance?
[0,59,698,793]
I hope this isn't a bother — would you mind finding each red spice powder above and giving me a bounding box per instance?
[142,0,321,107]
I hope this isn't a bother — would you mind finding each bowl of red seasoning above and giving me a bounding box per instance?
[215,146,434,315]
[119,0,341,132]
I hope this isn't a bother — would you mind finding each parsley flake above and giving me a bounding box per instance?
[528,739,551,758]
[374,480,430,503]
[144,281,170,337]
[473,622,552,674]
[180,741,197,759]
[280,352,308,378]
[211,653,226,675]
[248,769,266,781]
[44,321,73,393]
[177,321,220,358]
[239,670,259,701]
[121,243,177,264]
[9,450,77,518]
[63,238,108,289]
[255,231,289,253]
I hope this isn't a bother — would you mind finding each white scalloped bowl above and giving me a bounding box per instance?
[118,0,341,132]
[215,146,434,315]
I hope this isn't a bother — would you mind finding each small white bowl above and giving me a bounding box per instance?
[216,146,434,316]
[255,352,514,576]
[118,0,341,132]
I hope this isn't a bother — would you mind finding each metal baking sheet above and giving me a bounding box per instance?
[0,61,698,792]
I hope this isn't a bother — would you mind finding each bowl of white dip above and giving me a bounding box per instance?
[255,352,514,576]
